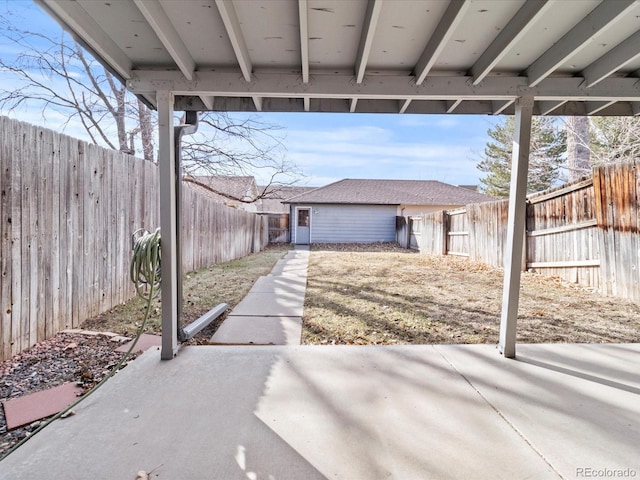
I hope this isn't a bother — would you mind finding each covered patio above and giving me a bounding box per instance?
[5,0,639,477]
[35,0,640,359]
[2,343,639,478]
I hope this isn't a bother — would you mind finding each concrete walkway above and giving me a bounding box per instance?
[2,343,639,479]
[210,246,309,346]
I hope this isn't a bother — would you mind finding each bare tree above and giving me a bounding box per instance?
[0,5,302,191]
[0,10,154,159]
[563,116,640,172]
[589,117,640,164]
[179,112,302,199]
[565,116,591,181]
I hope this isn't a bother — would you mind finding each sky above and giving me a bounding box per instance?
[0,0,498,189]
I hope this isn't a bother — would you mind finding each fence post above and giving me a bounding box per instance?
[442,210,449,255]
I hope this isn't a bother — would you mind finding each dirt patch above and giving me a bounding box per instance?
[81,244,290,343]
[302,246,640,345]
[0,331,132,458]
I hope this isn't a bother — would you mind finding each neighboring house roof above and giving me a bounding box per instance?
[183,175,261,212]
[187,175,258,203]
[258,185,318,213]
[283,179,494,205]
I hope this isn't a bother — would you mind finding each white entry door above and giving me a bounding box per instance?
[295,208,311,244]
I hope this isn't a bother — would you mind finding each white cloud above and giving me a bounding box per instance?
[395,115,463,129]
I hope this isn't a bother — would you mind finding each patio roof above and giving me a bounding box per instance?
[34,0,640,360]
[37,0,640,116]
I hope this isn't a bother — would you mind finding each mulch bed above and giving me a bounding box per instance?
[0,331,136,458]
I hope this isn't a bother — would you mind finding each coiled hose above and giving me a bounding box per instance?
[0,228,162,461]
[130,228,162,300]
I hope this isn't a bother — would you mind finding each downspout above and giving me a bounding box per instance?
[174,111,199,342]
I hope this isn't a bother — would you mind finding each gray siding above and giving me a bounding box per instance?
[310,204,397,243]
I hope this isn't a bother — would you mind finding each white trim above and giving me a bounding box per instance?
[293,206,312,245]
[128,72,640,102]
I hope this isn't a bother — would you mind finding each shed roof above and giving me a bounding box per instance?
[37,0,640,117]
[284,178,494,205]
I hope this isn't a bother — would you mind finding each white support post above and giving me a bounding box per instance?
[157,90,179,360]
[498,96,533,359]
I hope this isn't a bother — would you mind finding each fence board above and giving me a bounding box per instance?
[1,118,12,359]
[0,117,269,361]
[402,174,640,292]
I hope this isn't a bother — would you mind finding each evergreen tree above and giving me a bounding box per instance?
[477,117,566,198]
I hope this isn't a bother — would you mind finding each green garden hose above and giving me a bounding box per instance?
[0,228,162,461]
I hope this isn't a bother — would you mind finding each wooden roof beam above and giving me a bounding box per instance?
[526,0,637,87]
[585,100,617,115]
[413,0,469,85]
[582,30,640,88]
[36,0,132,80]
[471,0,553,85]
[538,100,567,115]
[298,0,309,83]
[355,0,384,84]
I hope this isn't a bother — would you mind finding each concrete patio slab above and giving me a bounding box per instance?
[228,292,304,317]
[210,316,302,345]
[2,343,637,479]
[437,343,640,479]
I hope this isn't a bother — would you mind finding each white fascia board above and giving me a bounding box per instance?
[128,72,640,102]
[37,0,133,80]
[526,0,638,87]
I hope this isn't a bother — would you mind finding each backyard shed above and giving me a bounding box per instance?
[284,179,493,244]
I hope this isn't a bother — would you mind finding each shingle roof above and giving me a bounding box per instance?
[283,179,494,206]
[189,176,256,201]
[258,185,318,213]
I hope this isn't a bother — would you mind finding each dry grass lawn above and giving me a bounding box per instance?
[302,244,640,345]
[82,244,290,343]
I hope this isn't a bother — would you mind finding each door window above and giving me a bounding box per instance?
[298,209,310,227]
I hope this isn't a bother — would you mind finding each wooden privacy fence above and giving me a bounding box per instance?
[266,213,290,243]
[0,117,267,361]
[405,162,640,303]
